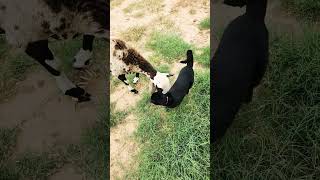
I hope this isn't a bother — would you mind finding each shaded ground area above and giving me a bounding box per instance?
[212,0,320,179]
[0,38,108,180]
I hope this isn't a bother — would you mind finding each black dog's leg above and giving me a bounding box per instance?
[73,35,95,69]
[246,34,269,103]
[133,73,140,84]
[83,34,95,51]
[118,74,138,94]
[212,99,241,142]
[253,33,269,88]
[25,40,90,102]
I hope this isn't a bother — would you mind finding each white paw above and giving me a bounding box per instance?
[73,48,93,69]
[133,77,139,84]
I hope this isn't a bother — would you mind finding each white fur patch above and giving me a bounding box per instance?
[127,86,134,91]
[73,48,93,68]
[133,77,139,84]
[45,58,60,70]
[151,72,171,94]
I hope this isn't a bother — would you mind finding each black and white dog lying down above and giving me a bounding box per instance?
[0,0,109,102]
[212,0,269,142]
[151,50,194,108]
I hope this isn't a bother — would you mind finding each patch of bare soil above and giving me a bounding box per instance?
[167,0,210,46]
[49,165,86,180]
[110,114,139,180]
[110,84,143,112]
[0,66,107,178]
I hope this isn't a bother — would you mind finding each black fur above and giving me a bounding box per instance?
[25,40,61,76]
[151,50,194,108]
[211,0,269,142]
[65,86,91,102]
[223,0,247,7]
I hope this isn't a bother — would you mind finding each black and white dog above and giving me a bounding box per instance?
[111,39,172,94]
[0,0,109,102]
[212,0,269,142]
[151,50,194,108]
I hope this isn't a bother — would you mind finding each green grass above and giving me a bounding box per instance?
[50,39,84,73]
[130,70,210,179]
[67,100,109,180]
[281,0,320,21]
[147,32,210,66]
[199,17,210,30]
[147,32,192,63]
[212,29,320,179]
[0,36,37,100]
[0,127,19,180]
[16,152,65,179]
[0,128,19,163]
[0,127,65,180]
[110,103,129,126]
[195,46,210,67]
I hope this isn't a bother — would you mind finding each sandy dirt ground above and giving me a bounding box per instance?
[110,0,209,179]
[0,56,107,179]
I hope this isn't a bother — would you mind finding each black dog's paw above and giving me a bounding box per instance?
[65,87,91,102]
[131,89,139,94]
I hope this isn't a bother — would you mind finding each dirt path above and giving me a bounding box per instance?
[110,0,209,179]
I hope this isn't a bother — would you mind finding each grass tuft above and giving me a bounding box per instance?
[123,0,163,14]
[111,0,125,8]
[16,152,65,179]
[195,46,210,67]
[110,103,129,126]
[120,26,146,42]
[199,17,210,30]
[281,0,320,21]
[0,128,19,162]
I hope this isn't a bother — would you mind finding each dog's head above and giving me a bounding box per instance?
[151,72,173,94]
[111,39,128,59]
[151,91,168,106]
[223,0,247,7]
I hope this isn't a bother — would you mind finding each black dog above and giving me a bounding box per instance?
[151,50,194,108]
[212,0,269,142]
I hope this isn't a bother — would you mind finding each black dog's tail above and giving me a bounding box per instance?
[180,50,193,68]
